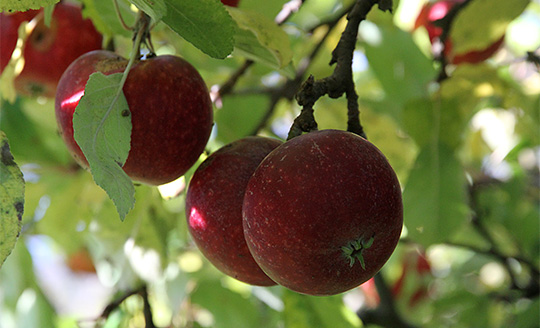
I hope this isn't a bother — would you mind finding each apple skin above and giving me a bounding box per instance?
[0,3,102,97]
[242,130,403,296]
[221,0,240,7]
[55,50,213,186]
[186,137,282,286]
[414,0,504,65]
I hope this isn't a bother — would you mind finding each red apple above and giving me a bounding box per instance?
[0,2,102,97]
[221,0,240,7]
[55,50,213,186]
[414,0,504,64]
[186,137,282,286]
[243,130,403,296]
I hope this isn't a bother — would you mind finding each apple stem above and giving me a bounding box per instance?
[342,235,375,269]
[289,0,391,140]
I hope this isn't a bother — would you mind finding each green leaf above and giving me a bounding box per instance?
[0,0,59,12]
[229,8,293,70]
[190,279,262,328]
[161,0,235,59]
[362,24,437,106]
[402,142,469,247]
[451,0,530,54]
[82,0,136,37]
[282,290,362,328]
[216,94,270,144]
[0,99,70,165]
[73,72,135,221]
[0,132,24,269]
[128,0,167,23]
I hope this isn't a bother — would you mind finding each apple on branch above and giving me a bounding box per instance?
[55,50,213,186]
[243,130,403,296]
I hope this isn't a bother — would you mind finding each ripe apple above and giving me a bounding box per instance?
[221,0,240,7]
[55,50,213,186]
[0,2,103,97]
[243,130,403,296]
[186,137,282,286]
[414,0,504,65]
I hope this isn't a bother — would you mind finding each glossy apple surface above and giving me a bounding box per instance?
[243,130,403,296]
[55,50,213,186]
[0,3,102,97]
[186,137,281,286]
[414,0,504,64]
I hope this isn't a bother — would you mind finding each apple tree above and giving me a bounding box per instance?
[0,0,538,327]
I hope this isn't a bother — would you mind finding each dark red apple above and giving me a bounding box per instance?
[414,0,504,65]
[221,0,240,7]
[0,2,102,97]
[242,130,403,296]
[186,137,282,286]
[55,50,213,186]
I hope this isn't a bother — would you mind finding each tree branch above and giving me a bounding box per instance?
[357,272,417,328]
[99,285,156,327]
[289,0,390,140]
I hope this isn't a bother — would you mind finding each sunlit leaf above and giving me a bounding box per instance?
[451,0,530,54]
[73,72,134,221]
[161,0,235,59]
[0,22,29,103]
[229,8,293,70]
[362,24,436,106]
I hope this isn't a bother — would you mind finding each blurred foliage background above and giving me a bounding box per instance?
[0,0,539,327]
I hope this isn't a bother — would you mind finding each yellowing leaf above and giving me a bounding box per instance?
[229,8,293,70]
[0,132,24,269]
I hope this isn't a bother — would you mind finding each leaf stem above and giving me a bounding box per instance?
[91,12,149,154]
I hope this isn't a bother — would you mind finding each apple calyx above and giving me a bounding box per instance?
[342,235,375,269]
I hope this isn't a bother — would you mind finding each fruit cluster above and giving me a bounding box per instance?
[8,1,402,297]
[186,130,403,296]
[414,0,504,64]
